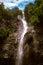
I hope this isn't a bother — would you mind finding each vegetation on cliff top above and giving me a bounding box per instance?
[0,3,22,40]
[24,0,43,25]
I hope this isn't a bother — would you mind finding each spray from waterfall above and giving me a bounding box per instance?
[16,11,28,65]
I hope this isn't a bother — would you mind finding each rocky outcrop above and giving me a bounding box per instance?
[23,24,43,65]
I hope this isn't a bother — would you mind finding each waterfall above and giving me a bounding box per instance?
[16,11,28,65]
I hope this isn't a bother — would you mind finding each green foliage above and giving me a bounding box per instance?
[0,3,22,21]
[0,27,9,40]
[11,7,22,19]
[35,0,43,6]
[30,15,39,24]
[24,0,43,25]
[0,3,22,32]
[0,3,22,41]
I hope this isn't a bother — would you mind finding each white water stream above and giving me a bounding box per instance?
[16,11,28,65]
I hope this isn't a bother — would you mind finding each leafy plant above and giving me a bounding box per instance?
[0,27,9,40]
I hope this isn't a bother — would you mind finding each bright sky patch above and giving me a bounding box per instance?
[0,0,35,10]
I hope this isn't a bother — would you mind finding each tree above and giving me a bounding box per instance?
[24,0,43,25]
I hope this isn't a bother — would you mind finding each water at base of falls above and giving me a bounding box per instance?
[16,11,28,65]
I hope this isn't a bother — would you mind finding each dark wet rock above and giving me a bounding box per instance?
[22,23,43,65]
[0,57,15,65]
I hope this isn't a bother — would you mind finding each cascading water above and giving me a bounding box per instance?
[16,11,28,65]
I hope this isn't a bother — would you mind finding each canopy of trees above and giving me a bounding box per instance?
[24,0,43,25]
[0,3,22,40]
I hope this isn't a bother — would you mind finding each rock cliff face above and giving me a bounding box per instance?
[0,16,43,65]
[0,18,43,65]
[23,23,43,65]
